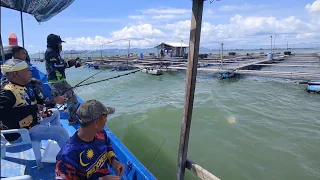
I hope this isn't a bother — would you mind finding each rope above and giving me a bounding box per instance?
[76,69,141,87]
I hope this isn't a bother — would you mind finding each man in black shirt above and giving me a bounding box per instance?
[0,59,69,148]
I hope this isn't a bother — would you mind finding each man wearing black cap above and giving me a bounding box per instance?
[45,34,81,124]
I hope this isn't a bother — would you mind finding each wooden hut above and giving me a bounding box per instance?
[155,42,189,57]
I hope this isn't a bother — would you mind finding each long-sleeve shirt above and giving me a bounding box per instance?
[45,47,71,83]
[0,82,40,141]
[55,130,119,180]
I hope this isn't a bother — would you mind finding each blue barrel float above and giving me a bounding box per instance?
[267,53,273,60]
[307,82,320,92]
[140,53,144,59]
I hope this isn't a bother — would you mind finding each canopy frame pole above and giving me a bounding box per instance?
[0,7,5,62]
[176,0,204,179]
[20,11,25,48]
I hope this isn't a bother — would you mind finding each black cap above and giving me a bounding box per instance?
[47,34,65,44]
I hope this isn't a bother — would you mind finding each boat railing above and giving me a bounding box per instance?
[186,159,220,180]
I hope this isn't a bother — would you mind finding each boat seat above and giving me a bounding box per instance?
[1,175,33,180]
[1,129,43,170]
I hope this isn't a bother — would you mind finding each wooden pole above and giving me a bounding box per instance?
[20,11,25,48]
[177,0,204,180]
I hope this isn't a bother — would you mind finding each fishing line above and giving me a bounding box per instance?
[76,69,141,87]
[147,136,167,169]
[56,69,141,110]
[138,144,158,161]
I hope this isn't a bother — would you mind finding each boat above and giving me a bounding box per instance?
[307,82,320,92]
[0,1,156,179]
[1,0,221,179]
[141,68,163,76]
[218,71,235,79]
[85,63,100,69]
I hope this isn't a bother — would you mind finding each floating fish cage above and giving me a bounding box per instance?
[228,52,236,56]
[85,63,99,69]
[141,68,163,76]
[218,72,235,79]
[307,82,320,92]
[114,66,129,71]
[284,51,291,55]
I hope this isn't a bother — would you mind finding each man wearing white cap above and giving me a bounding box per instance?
[0,59,69,148]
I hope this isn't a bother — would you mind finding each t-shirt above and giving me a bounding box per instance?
[56,130,119,180]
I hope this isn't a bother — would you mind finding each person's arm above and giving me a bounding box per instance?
[0,90,16,130]
[106,135,119,166]
[0,90,16,118]
[43,96,68,107]
[105,133,124,176]
[56,158,85,180]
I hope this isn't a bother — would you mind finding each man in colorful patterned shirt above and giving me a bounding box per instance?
[56,100,125,180]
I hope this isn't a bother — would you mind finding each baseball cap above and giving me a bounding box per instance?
[1,59,29,74]
[76,100,115,124]
[47,34,65,44]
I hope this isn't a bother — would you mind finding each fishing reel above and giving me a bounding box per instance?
[41,107,53,118]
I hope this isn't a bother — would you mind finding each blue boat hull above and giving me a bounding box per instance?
[1,66,156,179]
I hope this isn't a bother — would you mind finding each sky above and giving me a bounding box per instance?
[1,0,320,53]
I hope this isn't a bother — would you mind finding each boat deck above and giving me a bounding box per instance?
[1,119,71,179]
[1,109,155,179]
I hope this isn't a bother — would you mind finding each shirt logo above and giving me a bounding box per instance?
[80,149,94,167]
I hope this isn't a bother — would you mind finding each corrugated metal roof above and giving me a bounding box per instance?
[156,42,189,48]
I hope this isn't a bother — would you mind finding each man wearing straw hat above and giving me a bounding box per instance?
[0,59,69,148]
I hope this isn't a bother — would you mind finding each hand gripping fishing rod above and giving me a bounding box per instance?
[56,69,141,110]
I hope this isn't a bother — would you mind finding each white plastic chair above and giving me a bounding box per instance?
[1,128,43,170]
[1,175,33,180]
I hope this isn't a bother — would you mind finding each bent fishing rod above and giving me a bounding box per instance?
[56,69,141,110]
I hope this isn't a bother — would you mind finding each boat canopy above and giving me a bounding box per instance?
[1,0,75,22]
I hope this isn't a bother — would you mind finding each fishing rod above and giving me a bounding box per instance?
[60,68,112,95]
[56,69,141,110]
[76,69,141,87]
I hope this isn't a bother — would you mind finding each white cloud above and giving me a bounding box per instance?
[61,24,166,50]
[219,4,267,12]
[128,15,145,20]
[78,18,121,23]
[306,0,320,12]
[137,7,191,21]
[52,2,320,51]
[152,14,176,19]
[142,8,190,14]
[111,23,165,39]
[296,33,320,39]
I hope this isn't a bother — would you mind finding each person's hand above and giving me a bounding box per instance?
[54,96,68,104]
[75,61,81,68]
[111,160,125,177]
[98,175,120,180]
[37,104,44,112]
[67,59,77,67]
